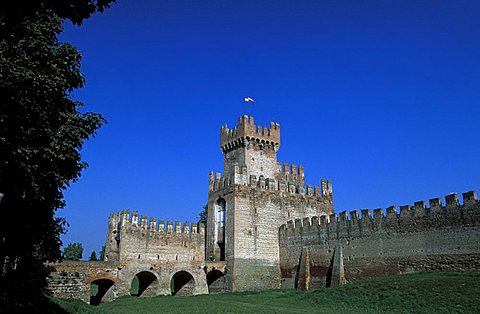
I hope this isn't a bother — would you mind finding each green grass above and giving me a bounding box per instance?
[49,297,97,314]
[52,270,480,313]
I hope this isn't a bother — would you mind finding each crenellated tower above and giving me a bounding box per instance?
[220,115,280,181]
[207,115,334,292]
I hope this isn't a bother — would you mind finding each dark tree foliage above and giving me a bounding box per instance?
[0,0,116,27]
[63,243,83,261]
[89,251,98,261]
[99,245,106,261]
[198,204,208,225]
[0,0,115,310]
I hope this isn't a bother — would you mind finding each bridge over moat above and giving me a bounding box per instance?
[47,260,227,304]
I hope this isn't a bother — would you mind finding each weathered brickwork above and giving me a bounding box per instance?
[46,115,480,304]
[279,191,480,289]
[207,116,334,291]
[105,210,205,263]
[47,210,212,304]
[46,261,122,303]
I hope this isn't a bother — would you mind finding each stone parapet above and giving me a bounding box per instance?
[220,115,280,152]
[280,191,480,239]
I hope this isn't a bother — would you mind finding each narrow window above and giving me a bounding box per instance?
[218,210,225,227]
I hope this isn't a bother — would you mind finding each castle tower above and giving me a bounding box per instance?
[207,116,334,292]
[220,115,280,182]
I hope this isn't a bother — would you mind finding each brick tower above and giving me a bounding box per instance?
[206,116,334,291]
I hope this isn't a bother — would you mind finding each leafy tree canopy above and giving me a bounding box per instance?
[0,0,115,309]
[63,243,83,261]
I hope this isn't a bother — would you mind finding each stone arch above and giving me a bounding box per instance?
[206,270,225,293]
[170,271,195,296]
[130,271,159,297]
[89,278,115,305]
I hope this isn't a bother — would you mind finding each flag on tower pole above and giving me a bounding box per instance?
[244,96,255,104]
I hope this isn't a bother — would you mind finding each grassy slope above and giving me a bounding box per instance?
[53,270,480,314]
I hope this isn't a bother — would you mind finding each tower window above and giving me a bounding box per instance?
[217,210,225,227]
[216,198,226,228]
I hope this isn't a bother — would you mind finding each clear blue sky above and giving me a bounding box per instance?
[58,0,480,258]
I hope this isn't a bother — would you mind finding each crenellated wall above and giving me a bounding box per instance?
[208,168,332,199]
[279,191,480,289]
[105,210,205,263]
[276,162,305,186]
[220,115,280,149]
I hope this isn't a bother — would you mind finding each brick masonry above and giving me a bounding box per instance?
[279,191,480,288]
[46,115,480,304]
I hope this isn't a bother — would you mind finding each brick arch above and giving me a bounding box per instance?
[130,270,160,297]
[86,273,116,285]
[206,269,225,293]
[89,278,115,305]
[170,270,196,296]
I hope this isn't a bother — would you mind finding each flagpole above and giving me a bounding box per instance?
[244,96,255,117]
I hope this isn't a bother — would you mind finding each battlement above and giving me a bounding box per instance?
[208,168,333,200]
[220,115,280,151]
[208,171,233,192]
[111,209,205,239]
[268,178,332,198]
[279,190,480,239]
[277,162,305,176]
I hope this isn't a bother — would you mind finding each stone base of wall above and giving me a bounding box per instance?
[46,270,90,303]
[231,259,281,292]
[281,253,480,289]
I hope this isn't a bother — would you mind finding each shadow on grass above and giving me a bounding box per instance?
[0,291,68,314]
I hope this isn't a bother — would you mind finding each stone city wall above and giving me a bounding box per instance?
[105,210,205,263]
[279,191,480,289]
